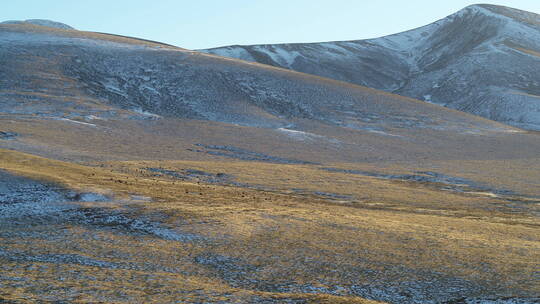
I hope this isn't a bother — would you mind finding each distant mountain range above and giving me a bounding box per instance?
[202,4,540,130]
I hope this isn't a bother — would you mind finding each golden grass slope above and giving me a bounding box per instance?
[1,148,538,302]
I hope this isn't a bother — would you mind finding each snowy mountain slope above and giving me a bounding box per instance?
[0,21,517,136]
[201,4,540,130]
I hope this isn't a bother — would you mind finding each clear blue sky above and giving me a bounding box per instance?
[2,0,539,49]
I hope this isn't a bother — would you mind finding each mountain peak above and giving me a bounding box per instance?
[0,19,74,30]
[459,4,510,17]
[201,4,540,130]
[460,4,539,27]
[466,3,505,9]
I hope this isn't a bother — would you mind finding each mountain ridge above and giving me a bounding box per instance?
[201,4,540,130]
[1,22,518,133]
[0,19,74,30]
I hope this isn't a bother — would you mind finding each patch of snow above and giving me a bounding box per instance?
[352,126,403,137]
[367,129,402,137]
[0,201,74,220]
[208,46,255,62]
[0,176,73,219]
[1,171,201,243]
[102,79,127,97]
[84,115,103,120]
[276,128,323,140]
[273,47,301,67]
[253,46,300,68]
[132,107,161,119]
[140,84,160,95]
[129,195,152,202]
[77,193,109,202]
[77,211,203,242]
[276,128,342,145]
[465,191,499,198]
[471,5,540,40]
[463,297,540,304]
[319,42,356,58]
[57,118,97,127]
[368,18,444,66]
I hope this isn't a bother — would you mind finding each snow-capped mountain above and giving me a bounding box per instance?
[202,4,540,130]
[0,20,516,136]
